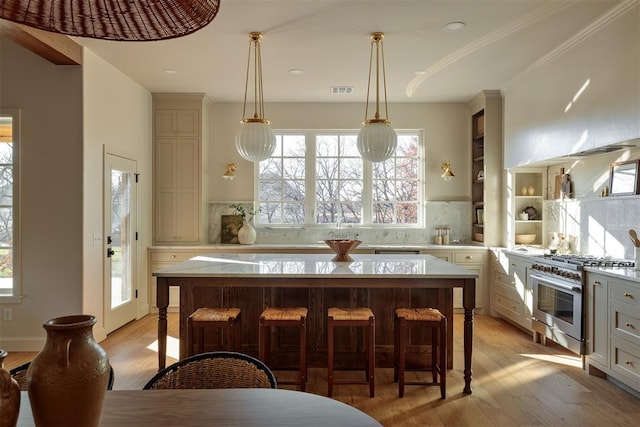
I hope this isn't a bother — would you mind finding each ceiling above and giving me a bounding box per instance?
[73,0,623,104]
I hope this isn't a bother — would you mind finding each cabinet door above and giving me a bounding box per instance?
[586,273,608,367]
[155,109,200,137]
[154,138,200,243]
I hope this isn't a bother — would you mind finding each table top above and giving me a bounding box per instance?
[18,389,382,426]
[153,253,478,279]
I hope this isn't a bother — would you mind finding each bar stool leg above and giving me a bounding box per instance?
[299,316,307,391]
[259,319,270,365]
[368,318,375,397]
[432,325,438,384]
[440,317,447,399]
[393,314,399,383]
[187,316,194,356]
[398,318,406,398]
[234,314,243,352]
[327,318,334,397]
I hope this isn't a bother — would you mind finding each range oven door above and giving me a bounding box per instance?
[531,272,583,345]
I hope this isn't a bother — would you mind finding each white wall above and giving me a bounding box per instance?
[82,50,152,342]
[503,3,640,167]
[208,102,471,202]
[0,38,84,350]
[0,40,152,351]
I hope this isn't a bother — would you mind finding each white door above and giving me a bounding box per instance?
[104,153,138,333]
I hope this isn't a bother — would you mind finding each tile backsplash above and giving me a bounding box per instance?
[209,201,472,245]
[544,197,640,259]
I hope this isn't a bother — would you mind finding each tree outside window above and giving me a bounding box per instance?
[257,130,421,226]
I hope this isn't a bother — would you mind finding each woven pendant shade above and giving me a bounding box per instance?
[0,0,221,41]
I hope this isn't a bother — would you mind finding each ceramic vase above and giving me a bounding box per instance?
[27,315,110,427]
[0,366,20,427]
[238,221,256,245]
[520,186,528,196]
[527,186,535,196]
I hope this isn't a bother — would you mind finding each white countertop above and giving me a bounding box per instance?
[149,243,486,251]
[153,253,479,279]
[584,266,640,283]
[499,248,640,283]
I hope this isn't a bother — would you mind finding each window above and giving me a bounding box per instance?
[257,130,422,226]
[0,110,18,297]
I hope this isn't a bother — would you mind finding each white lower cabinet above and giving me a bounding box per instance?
[148,249,197,311]
[586,271,640,392]
[490,250,533,331]
[586,273,608,368]
[423,248,486,313]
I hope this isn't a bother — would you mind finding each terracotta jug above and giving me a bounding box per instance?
[0,363,20,427]
[27,315,110,427]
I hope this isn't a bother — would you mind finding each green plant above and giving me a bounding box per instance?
[230,204,258,222]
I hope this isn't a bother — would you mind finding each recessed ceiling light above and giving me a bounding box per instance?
[288,69,304,75]
[414,70,427,76]
[444,22,466,31]
[163,69,177,74]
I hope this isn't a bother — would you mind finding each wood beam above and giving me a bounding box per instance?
[0,21,82,65]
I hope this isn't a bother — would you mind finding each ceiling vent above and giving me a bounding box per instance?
[330,86,354,94]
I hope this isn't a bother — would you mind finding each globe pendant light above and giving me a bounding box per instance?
[357,32,397,163]
[236,32,276,162]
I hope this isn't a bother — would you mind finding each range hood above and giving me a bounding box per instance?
[562,143,638,158]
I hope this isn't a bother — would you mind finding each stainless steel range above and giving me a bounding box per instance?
[530,255,635,355]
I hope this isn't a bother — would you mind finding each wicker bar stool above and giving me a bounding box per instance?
[327,307,375,397]
[187,308,242,356]
[259,307,308,391]
[394,307,447,399]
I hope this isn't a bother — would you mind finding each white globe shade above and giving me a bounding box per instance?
[236,121,276,162]
[357,122,398,162]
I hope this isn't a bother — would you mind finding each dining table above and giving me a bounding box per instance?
[16,388,382,426]
[153,252,477,393]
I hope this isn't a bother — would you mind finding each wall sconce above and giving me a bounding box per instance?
[223,162,237,180]
[441,161,454,181]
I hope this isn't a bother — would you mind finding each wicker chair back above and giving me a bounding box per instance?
[143,351,277,390]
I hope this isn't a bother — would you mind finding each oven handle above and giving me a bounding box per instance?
[530,272,582,294]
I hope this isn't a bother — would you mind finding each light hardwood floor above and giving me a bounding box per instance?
[4,313,640,426]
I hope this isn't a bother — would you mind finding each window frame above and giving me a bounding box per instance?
[255,129,424,228]
[0,108,21,301]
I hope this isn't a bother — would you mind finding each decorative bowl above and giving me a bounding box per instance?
[515,234,536,244]
[324,239,361,262]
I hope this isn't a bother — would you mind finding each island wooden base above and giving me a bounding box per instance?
[156,263,475,394]
[175,282,455,368]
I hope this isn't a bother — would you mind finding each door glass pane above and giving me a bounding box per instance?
[111,169,132,309]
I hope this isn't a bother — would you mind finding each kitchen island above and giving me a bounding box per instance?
[154,253,478,393]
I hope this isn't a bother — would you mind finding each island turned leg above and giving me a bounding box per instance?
[463,278,475,394]
[157,277,169,371]
[463,308,474,393]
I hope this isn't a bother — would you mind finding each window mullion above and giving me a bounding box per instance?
[305,131,315,224]
[362,160,373,224]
